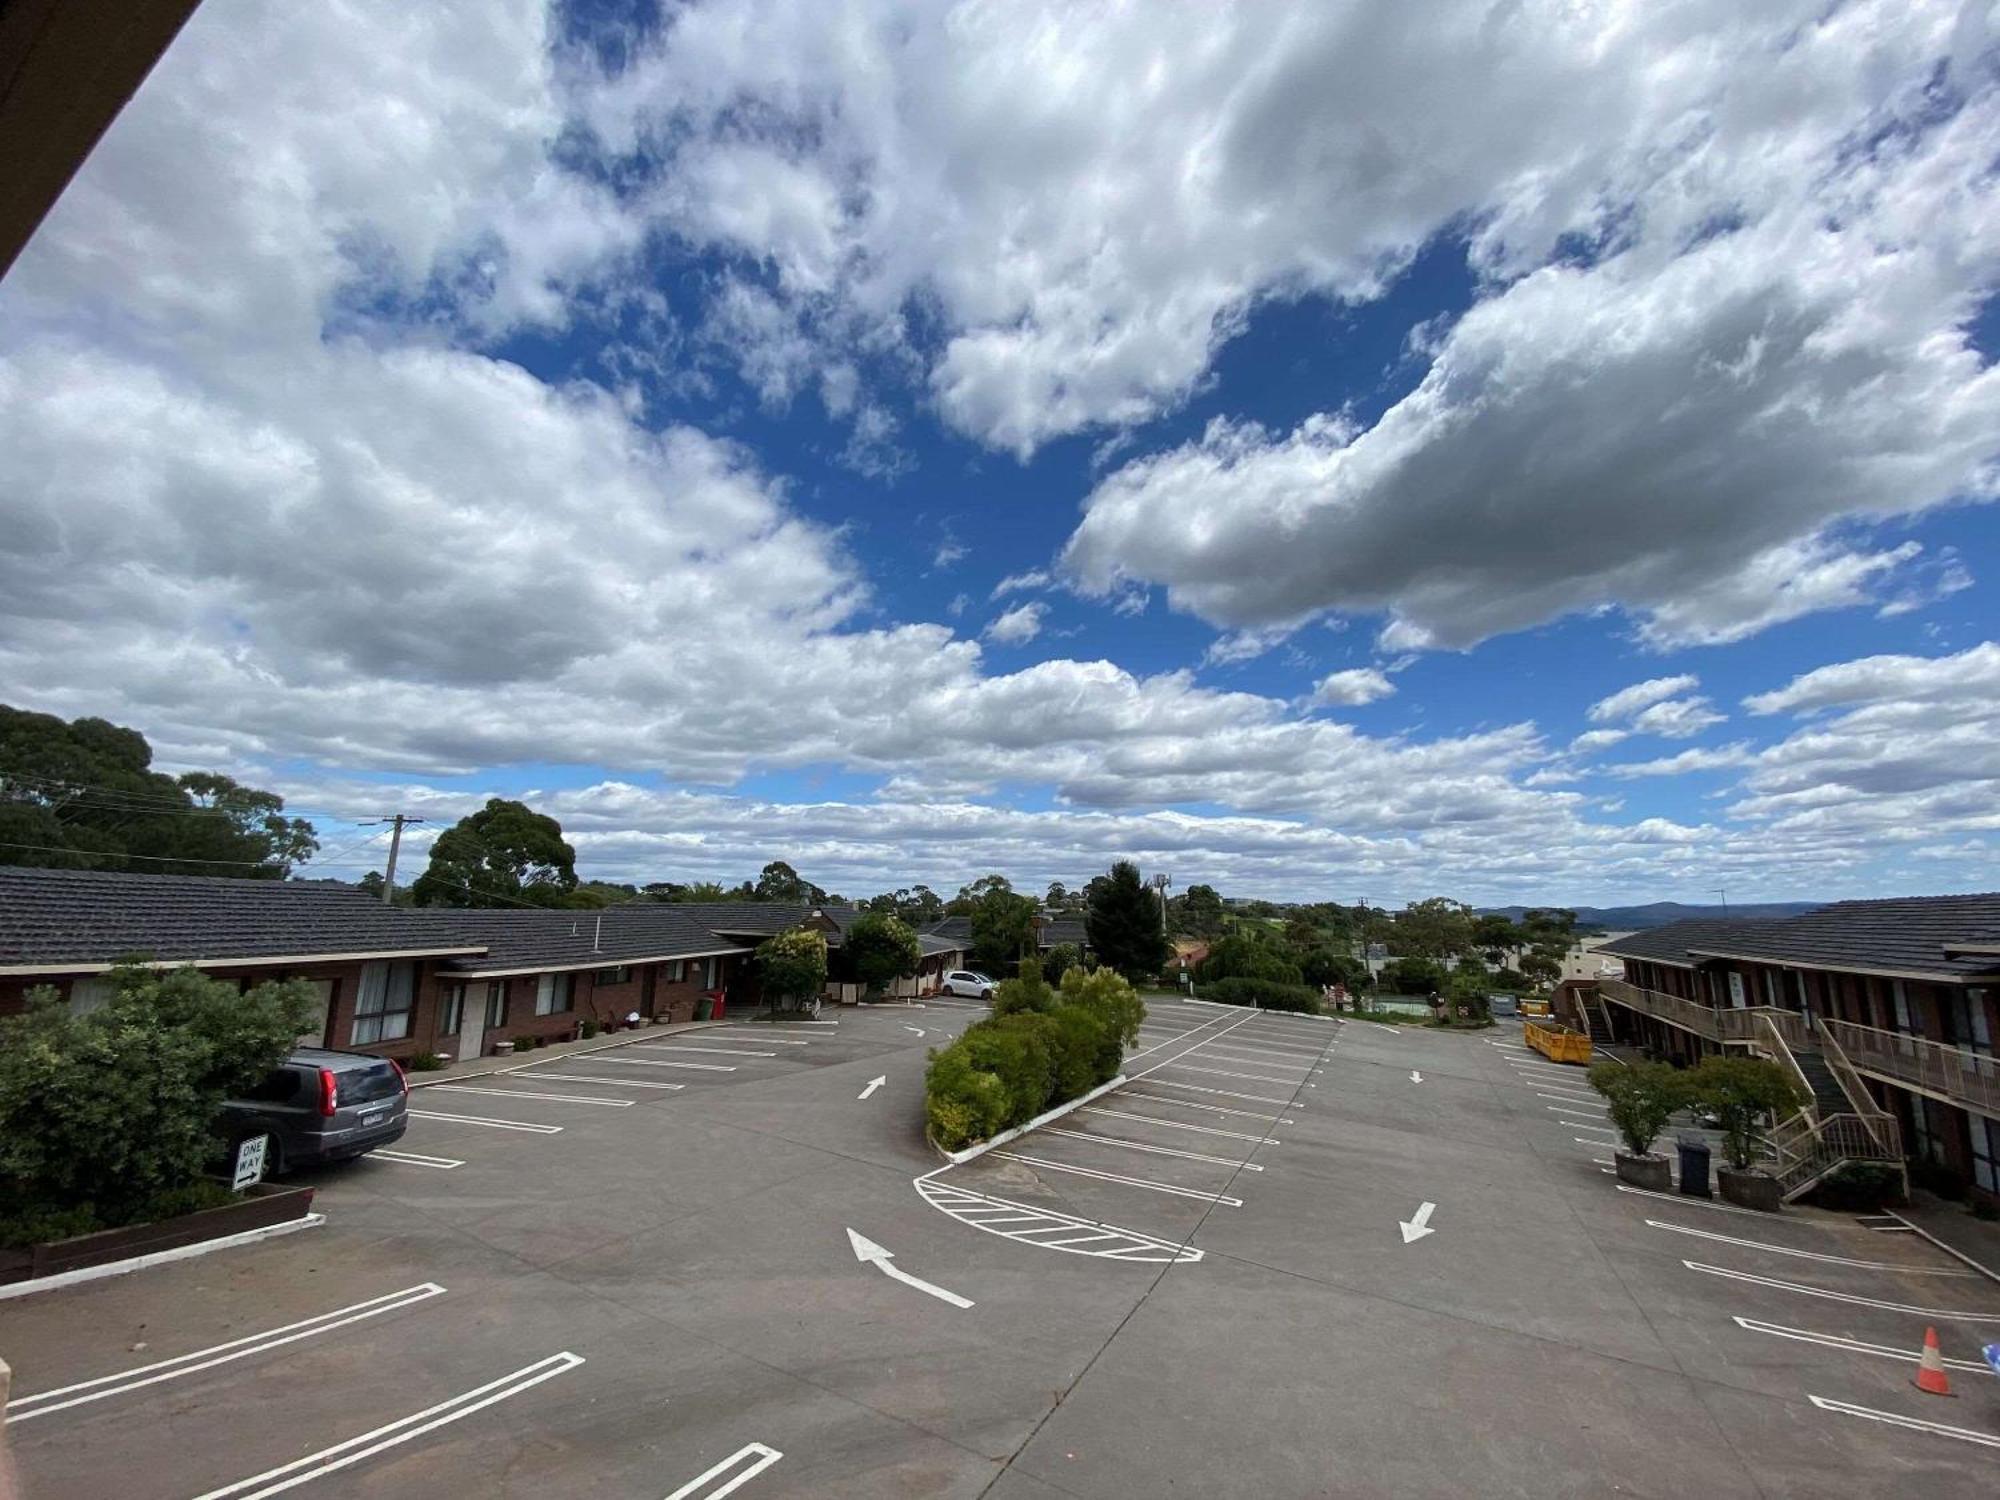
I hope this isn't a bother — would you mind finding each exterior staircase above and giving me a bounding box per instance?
[1751,1016,1905,1203]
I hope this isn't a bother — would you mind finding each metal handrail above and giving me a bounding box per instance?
[1596,977,1810,1050]
[1754,1012,1813,1113]
[1811,1016,1903,1158]
[1820,1018,2000,1120]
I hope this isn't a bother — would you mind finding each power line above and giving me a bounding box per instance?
[0,840,291,869]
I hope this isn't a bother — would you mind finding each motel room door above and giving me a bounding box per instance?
[457,983,490,1062]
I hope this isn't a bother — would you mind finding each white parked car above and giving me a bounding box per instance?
[939,970,997,999]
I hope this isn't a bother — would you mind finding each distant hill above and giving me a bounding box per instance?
[1479,901,1823,931]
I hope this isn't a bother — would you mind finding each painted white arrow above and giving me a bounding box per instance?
[846,1228,974,1308]
[904,1025,926,1036]
[1399,1202,1437,1244]
[858,1075,886,1100]
[1409,1070,1424,1084]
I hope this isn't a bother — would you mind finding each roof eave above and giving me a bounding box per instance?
[0,945,490,977]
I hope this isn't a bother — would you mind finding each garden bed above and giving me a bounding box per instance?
[0,1182,316,1287]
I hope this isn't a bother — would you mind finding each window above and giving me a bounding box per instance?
[439,983,464,1035]
[667,959,686,982]
[1892,979,1913,1032]
[351,961,415,1045]
[1949,989,1993,1055]
[535,972,573,1016]
[702,957,720,989]
[67,976,116,1017]
[295,978,334,1046]
[484,983,508,1029]
[1974,1115,1999,1196]
[593,966,631,986]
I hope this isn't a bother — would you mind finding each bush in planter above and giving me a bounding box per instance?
[1204,976,1322,1013]
[1689,1055,1805,1171]
[0,964,312,1237]
[1589,1061,1689,1187]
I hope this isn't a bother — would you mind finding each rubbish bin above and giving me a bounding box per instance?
[1676,1135,1712,1198]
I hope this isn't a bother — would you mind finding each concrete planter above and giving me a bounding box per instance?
[0,1183,317,1287]
[1717,1165,1783,1212]
[1614,1150,1672,1192]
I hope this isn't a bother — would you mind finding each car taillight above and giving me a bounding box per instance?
[317,1067,339,1117]
[390,1059,408,1095]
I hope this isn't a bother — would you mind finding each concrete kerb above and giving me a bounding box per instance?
[1886,1209,2000,1287]
[0,1214,326,1303]
[407,1019,732,1088]
[930,1075,1131,1168]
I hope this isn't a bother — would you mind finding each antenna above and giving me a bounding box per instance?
[1712,886,1729,916]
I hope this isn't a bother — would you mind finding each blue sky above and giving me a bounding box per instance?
[2,1,1998,905]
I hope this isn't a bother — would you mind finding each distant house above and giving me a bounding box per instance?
[0,869,966,1062]
[1593,896,2000,1207]
[919,912,1088,963]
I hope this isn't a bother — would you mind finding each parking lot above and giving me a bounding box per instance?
[3,1001,1996,1498]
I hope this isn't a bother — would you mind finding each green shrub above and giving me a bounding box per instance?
[1196,932,1303,986]
[580,1018,602,1039]
[1204,976,1323,1013]
[405,1051,448,1072]
[925,1045,1010,1150]
[1589,1060,1688,1156]
[1689,1055,1805,1170]
[1043,943,1082,983]
[1057,965,1146,1046]
[0,965,310,1233]
[993,956,1058,1017]
[1378,957,1446,994]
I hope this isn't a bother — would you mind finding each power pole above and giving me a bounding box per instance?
[361,814,425,903]
[1149,872,1172,926]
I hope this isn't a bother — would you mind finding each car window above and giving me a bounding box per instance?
[241,1067,301,1103]
[339,1061,404,1105]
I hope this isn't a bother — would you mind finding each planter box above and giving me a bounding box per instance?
[1717,1166,1783,1212]
[1614,1150,1672,1192]
[0,1183,316,1287]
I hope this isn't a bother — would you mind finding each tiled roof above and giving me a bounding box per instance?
[919,915,1087,949]
[437,903,752,976]
[1684,894,2000,980]
[0,866,482,970]
[1593,920,1779,968]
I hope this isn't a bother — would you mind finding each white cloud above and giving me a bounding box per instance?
[983,602,1046,646]
[933,539,968,569]
[1311,669,1395,708]
[1743,643,2000,717]
[991,569,1052,599]
[1589,676,1701,724]
[1628,698,1726,740]
[946,592,971,618]
[1568,729,1630,754]
[1602,745,1757,780]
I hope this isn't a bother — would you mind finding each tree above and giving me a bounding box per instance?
[1589,1061,1690,1158]
[1379,956,1446,995]
[410,798,578,908]
[0,965,314,1235]
[0,705,319,878]
[755,926,828,1013]
[1198,930,1303,985]
[1045,881,1070,909]
[904,884,944,921]
[1178,883,1226,939]
[752,860,826,904]
[1393,898,1476,962]
[1519,950,1562,988]
[1690,1056,1805,1170]
[1299,947,1368,991]
[993,955,1057,1017]
[846,912,921,997]
[970,884,1038,972]
[1086,860,1171,982]
[1472,913,1520,963]
[1043,942,1081,983]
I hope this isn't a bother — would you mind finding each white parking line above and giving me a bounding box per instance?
[594,1057,736,1072]
[407,1111,563,1134]
[1734,1317,1997,1373]
[1143,1079,1295,1106]
[632,1045,777,1058]
[1196,1046,1314,1068]
[1649,1220,1978,1275]
[1547,1105,1608,1119]
[1682,1261,2000,1320]
[1535,1085,1599,1099]
[992,1152,1244,1206]
[7,1283,447,1423]
[1165,1063,1301,1085]
[371,1149,465,1169]
[1615,1184,1764,1216]
[1807,1395,2000,1450]
[1117,1091,1285,1122]
[663,1441,786,1500]
[1082,1107,1276,1144]
[527,1072,685,1090]
[1043,1127,1264,1170]
[429,1086,634,1108]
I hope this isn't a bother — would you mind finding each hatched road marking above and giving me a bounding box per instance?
[915,1178,1203,1262]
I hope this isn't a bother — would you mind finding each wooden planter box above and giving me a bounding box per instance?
[0,1183,316,1287]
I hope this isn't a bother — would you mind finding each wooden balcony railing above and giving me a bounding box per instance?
[1596,977,1810,1050]
[1820,1018,2000,1120]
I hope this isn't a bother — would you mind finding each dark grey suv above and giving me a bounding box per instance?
[219,1047,408,1172]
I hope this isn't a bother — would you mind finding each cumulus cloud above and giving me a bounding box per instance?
[1628,698,1726,740]
[1311,669,1395,708]
[991,569,1052,599]
[983,602,1047,645]
[1589,676,1701,724]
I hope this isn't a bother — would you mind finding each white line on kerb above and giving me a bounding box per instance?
[7,1284,448,1422]
[407,1110,562,1134]
[527,1072,684,1090]
[428,1085,634,1108]
[1808,1395,2000,1449]
[371,1149,465,1169]
[1043,1127,1263,1170]
[1682,1261,2000,1320]
[663,1441,786,1500]
[1648,1220,1977,1275]
[187,1352,584,1499]
[1734,1317,1997,1374]
[992,1152,1245,1205]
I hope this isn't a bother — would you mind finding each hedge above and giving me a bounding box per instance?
[1201,976,1323,1013]
[925,967,1145,1151]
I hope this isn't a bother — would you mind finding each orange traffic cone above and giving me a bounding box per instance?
[1913,1327,1954,1397]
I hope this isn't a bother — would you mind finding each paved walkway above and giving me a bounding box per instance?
[406,1018,731,1087]
[1897,1189,2000,1283]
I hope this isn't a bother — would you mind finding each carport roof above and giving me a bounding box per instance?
[0,866,483,973]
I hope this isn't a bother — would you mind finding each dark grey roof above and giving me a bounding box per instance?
[689,903,817,938]
[1594,919,1778,968]
[919,914,1085,949]
[917,932,963,958]
[438,903,753,976]
[0,866,482,971]
[1683,894,2000,980]
[1040,919,1088,947]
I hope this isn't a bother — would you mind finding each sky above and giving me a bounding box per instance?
[2,0,1999,906]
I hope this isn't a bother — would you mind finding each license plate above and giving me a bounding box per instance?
[361,1112,385,1127]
